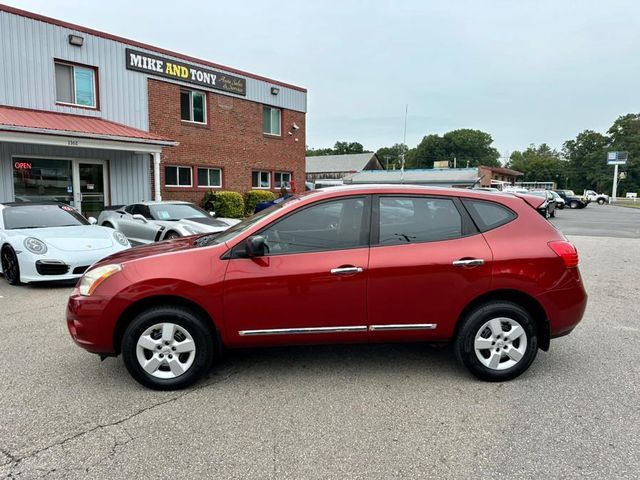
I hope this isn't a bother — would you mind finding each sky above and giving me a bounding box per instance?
[10,0,640,161]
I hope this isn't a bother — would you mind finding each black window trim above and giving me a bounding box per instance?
[226,195,372,259]
[370,194,479,247]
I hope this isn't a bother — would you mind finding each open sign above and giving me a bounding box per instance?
[14,161,32,170]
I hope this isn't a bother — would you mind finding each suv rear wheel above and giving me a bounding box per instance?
[455,301,538,381]
[122,306,215,390]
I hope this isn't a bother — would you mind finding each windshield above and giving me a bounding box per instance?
[195,195,300,247]
[149,203,208,221]
[3,204,89,229]
[564,190,576,196]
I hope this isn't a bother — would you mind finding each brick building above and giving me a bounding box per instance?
[0,5,307,217]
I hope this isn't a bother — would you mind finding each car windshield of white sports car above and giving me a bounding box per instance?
[3,204,89,229]
[148,204,209,221]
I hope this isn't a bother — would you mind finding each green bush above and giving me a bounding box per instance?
[201,190,244,218]
[244,190,275,216]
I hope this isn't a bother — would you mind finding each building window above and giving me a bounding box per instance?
[274,172,291,189]
[262,106,281,136]
[252,171,271,189]
[197,167,222,188]
[165,166,192,187]
[54,61,97,108]
[180,90,206,123]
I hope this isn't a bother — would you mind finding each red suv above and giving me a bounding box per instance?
[67,186,587,389]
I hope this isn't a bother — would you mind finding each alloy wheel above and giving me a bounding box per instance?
[2,250,19,284]
[135,322,196,379]
[473,317,528,371]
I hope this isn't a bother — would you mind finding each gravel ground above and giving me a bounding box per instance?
[0,235,639,479]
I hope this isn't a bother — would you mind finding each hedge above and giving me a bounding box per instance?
[201,190,244,218]
[244,190,276,216]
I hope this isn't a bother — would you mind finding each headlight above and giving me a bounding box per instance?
[24,237,47,254]
[78,264,122,296]
[113,231,129,246]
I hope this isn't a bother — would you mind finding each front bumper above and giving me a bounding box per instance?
[18,246,127,283]
[67,288,120,355]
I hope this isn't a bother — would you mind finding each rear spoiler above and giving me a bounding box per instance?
[514,193,545,209]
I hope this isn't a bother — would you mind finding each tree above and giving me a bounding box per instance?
[562,130,610,192]
[376,143,408,169]
[507,144,564,186]
[405,129,500,169]
[306,141,371,157]
[606,113,640,195]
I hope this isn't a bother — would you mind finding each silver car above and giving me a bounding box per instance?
[97,201,240,245]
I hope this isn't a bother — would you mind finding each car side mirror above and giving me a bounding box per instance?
[132,214,147,223]
[245,235,266,257]
[88,216,97,225]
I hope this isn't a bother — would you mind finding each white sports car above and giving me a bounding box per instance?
[97,201,240,245]
[0,202,131,285]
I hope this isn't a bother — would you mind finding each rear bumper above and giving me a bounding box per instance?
[536,268,588,337]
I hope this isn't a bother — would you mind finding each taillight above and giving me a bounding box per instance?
[548,241,579,268]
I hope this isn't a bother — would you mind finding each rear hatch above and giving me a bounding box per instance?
[514,193,546,209]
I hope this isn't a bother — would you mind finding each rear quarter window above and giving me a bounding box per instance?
[462,199,517,232]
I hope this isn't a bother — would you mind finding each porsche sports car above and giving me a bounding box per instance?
[0,202,130,285]
[97,201,240,245]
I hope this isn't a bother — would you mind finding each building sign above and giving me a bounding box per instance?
[14,161,32,170]
[125,48,246,96]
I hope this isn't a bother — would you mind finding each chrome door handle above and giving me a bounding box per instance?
[330,267,364,275]
[452,259,485,267]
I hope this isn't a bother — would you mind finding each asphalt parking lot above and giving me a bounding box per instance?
[1,207,639,479]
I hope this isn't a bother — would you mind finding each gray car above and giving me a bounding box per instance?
[97,201,240,245]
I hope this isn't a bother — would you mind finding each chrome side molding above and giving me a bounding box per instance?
[239,324,437,336]
[238,326,368,336]
[369,323,437,331]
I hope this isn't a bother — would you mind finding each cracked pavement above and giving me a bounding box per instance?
[1,208,639,478]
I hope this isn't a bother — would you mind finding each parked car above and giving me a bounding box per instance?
[254,194,294,213]
[97,201,240,245]
[549,190,566,209]
[554,190,588,209]
[1,202,130,285]
[528,190,557,218]
[67,186,587,390]
[584,190,609,205]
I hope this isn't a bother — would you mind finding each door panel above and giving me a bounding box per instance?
[77,163,105,219]
[367,236,492,342]
[223,248,370,347]
[367,195,493,342]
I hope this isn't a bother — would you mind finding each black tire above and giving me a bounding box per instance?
[165,231,180,240]
[122,305,215,390]
[102,222,115,228]
[597,198,605,205]
[570,200,579,209]
[454,301,538,382]
[1,246,21,285]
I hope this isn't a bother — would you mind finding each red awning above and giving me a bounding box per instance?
[0,106,175,145]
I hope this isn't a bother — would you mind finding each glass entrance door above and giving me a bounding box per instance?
[73,161,108,219]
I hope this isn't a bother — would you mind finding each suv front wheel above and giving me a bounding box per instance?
[122,306,215,390]
[455,301,538,381]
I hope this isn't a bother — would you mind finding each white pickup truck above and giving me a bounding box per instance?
[584,190,609,205]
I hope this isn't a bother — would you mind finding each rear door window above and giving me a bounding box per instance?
[462,199,516,232]
[378,196,463,244]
